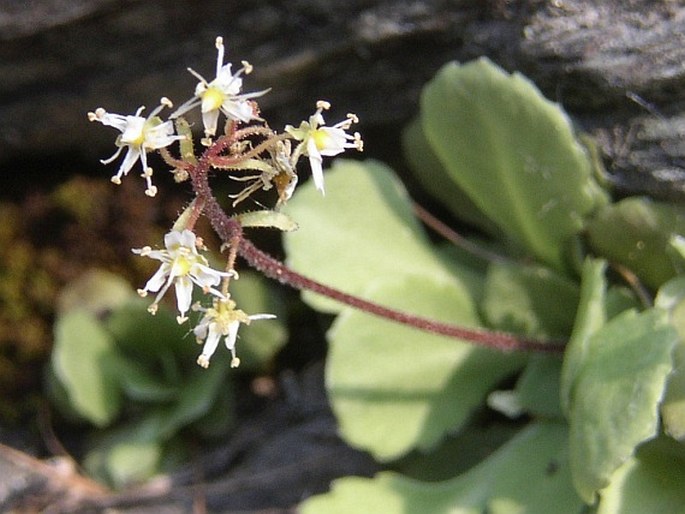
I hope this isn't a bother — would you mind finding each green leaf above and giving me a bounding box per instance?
[284,158,516,459]
[560,258,608,416]
[568,308,678,503]
[421,58,607,271]
[115,360,179,402]
[236,210,299,231]
[57,269,134,317]
[596,437,685,514]
[104,440,163,488]
[192,388,235,438]
[83,415,173,487]
[105,298,192,362]
[156,363,229,439]
[300,422,583,514]
[172,198,200,232]
[586,197,685,289]
[515,355,564,419]
[668,234,685,270]
[174,116,198,164]
[283,159,459,313]
[482,261,579,339]
[402,118,500,236]
[394,422,521,482]
[655,276,685,441]
[52,309,123,426]
[327,274,525,461]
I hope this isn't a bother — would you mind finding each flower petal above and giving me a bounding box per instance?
[144,264,170,293]
[174,275,194,318]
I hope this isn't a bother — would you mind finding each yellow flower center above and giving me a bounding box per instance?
[311,129,331,151]
[202,87,225,112]
[173,254,194,276]
[129,131,146,146]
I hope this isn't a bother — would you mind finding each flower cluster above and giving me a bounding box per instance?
[193,298,276,369]
[89,36,362,201]
[131,229,230,324]
[87,98,182,197]
[286,100,363,195]
[89,36,363,367]
[170,36,268,137]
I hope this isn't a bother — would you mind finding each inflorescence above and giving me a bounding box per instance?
[90,36,561,369]
[89,36,363,367]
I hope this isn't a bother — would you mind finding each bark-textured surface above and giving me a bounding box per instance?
[1,0,685,512]
[2,0,685,199]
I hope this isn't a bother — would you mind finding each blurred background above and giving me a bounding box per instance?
[1,0,684,511]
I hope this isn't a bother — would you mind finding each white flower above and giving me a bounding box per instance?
[227,139,299,207]
[88,98,182,197]
[132,230,232,323]
[193,297,276,368]
[171,36,268,137]
[285,100,363,195]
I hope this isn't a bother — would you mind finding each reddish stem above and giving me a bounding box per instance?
[187,136,565,355]
[237,238,564,353]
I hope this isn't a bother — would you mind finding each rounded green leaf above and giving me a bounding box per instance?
[57,269,134,317]
[116,361,179,402]
[105,299,192,362]
[327,274,525,461]
[515,355,564,419]
[421,58,607,271]
[586,197,685,289]
[155,363,229,439]
[283,159,458,313]
[52,309,123,426]
[596,437,685,514]
[105,440,162,488]
[560,258,608,416]
[402,117,500,236]
[301,422,583,514]
[568,308,678,502]
[482,261,579,339]
[655,276,685,441]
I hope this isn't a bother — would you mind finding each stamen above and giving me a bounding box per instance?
[187,67,208,85]
[354,133,364,151]
[215,36,225,77]
[241,60,253,74]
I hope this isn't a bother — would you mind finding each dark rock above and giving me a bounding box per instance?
[2,0,685,199]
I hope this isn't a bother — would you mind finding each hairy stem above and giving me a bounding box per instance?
[189,137,565,355]
[237,238,564,353]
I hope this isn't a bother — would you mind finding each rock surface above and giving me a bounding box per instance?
[2,0,685,199]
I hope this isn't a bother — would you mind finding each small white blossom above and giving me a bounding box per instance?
[285,100,363,195]
[132,230,232,323]
[88,98,182,197]
[193,297,276,368]
[228,139,299,207]
[171,36,268,137]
